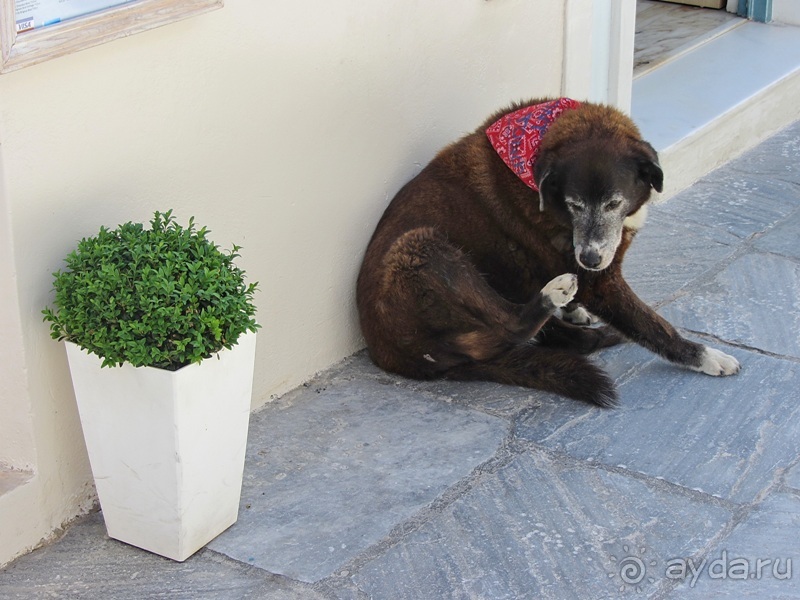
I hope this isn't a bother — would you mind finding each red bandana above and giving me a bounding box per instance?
[485,98,581,192]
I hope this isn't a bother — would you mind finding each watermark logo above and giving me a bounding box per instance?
[665,551,792,587]
[609,546,793,591]
[608,545,657,592]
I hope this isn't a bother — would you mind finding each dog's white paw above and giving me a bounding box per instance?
[542,273,578,309]
[561,303,599,326]
[691,346,741,376]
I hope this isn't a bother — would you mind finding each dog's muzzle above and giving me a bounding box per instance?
[579,247,602,270]
[575,243,612,271]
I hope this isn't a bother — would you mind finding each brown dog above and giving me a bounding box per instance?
[356,98,740,407]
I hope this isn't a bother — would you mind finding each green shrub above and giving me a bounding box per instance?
[43,210,259,370]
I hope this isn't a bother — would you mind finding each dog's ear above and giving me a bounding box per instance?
[534,154,555,212]
[634,140,664,193]
[536,169,551,212]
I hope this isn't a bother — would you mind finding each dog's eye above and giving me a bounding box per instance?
[605,199,622,211]
[565,199,584,212]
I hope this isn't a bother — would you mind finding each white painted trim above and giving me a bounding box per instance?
[608,0,636,112]
[773,0,800,25]
[562,0,635,111]
[590,0,612,103]
[562,0,594,101]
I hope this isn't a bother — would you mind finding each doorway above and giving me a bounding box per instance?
[634,0,743,77]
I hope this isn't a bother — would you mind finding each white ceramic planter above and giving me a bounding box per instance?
[65,330,257,562]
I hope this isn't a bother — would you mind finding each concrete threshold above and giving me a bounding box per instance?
[632,20,800,199]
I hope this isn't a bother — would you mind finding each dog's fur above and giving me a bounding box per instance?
[356,99,740,407]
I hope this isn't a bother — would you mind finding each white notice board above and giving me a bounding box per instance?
[15,0,138,32]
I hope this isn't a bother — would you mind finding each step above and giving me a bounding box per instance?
[632,21,800,199]
[0,468,37,568]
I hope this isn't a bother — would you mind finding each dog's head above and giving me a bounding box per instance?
[534,137,663,271]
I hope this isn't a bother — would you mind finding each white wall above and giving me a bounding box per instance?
[0,152,35,473]
[773,0,800,25]
[0,0,567,564]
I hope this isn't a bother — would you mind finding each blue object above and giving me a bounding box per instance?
[738,0,773,22]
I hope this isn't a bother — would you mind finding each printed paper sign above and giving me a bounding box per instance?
[15,0,137,32]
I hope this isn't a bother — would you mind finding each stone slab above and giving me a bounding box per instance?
[318,351,540,422]
[654,169,799,240]
[345,345,669,421]
[659,252,800,358]
[784,462,800,491]
[319,352,539,420]
[0,512,317,600]
[409,378,549,420]
[675,493,800,599]
[317,349,404,385]
[207,378,507,583]
[725,120,800,186]
[623,209,739,304]
[352,451,732,600]
[517,348,800,504]
[754,209,800,262]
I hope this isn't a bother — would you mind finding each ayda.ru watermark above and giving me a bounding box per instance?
[610,546,792,590]
[664,551,792,587]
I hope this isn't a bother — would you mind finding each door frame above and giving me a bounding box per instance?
[562,0,636,112]
[738,0,773,21]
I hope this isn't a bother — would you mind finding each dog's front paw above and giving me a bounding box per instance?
[691,346,741,376]
[561,302,599,326]
[541,273,578,309]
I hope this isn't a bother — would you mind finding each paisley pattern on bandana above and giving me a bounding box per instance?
[485,98,581,192]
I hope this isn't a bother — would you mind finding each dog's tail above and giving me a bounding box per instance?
[445,343,619,408]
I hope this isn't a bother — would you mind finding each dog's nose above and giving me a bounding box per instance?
[579,248,602,269]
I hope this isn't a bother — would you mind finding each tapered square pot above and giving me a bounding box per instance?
[65,330,256,561]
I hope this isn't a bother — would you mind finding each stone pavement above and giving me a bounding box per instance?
[2,122,800,599]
